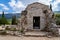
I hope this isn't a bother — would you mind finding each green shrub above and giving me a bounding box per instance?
[55,14,60,25]
[20,29,24,33]
[11,15,17,25]
[5,26,10,30]
[20,28,25,34]
[56,18,60,25]
[10,28,16,31]
[0,30,7,35]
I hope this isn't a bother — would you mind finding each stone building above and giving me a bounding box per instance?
[20,2,56,31]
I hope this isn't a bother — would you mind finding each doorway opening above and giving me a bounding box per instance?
[33,17,40,29]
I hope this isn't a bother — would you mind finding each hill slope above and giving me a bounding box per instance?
[0,13,21,19]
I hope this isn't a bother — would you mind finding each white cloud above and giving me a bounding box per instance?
[9,0,53,13]
[37,0,60,11]
[57,0,60,2]
[8,0,16,7]
[0,4,5,6]
[0,11,9,14]
[3,6,9,10]
[0,4,9,10]
[38,0,52,5]
[9,0,25,13]
[51,0,60,11]
[8,0,60,12]
[0,11,2,14]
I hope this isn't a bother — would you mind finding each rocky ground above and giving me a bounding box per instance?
[0,35,60,40]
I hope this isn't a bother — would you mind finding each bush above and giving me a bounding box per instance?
[11,15,17,25]
[0,30,7,35]
[20,28,25,34]
[20,29,24,33]
[56,18,60,25]
[55,14,60,25]
[10,28,16,31]
[5,26,10,30]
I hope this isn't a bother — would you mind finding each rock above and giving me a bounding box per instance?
[47,35,52,38]
[47,23,59,36]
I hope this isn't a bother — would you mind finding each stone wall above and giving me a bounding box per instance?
[20,2,56,31]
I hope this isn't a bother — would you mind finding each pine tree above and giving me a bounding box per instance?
[11,15,17,25]
[0,11,9,25]
[2,11,4,17]
[50,4,52,11]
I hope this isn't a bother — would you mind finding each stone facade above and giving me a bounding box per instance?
[20,2,56,31]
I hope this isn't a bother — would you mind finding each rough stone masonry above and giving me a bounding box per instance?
[19,2,58,36]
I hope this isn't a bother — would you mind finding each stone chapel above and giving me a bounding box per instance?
[20,2,56,31]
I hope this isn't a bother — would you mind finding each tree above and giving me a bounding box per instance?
[11,15,17,25]
[50,4,52,11]
[0,11,9,25]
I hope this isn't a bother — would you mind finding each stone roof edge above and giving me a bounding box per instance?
[25,2,49,10]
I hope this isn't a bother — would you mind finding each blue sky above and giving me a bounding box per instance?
[0,0,60,14]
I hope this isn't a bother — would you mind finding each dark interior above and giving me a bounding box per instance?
[33,17,40,29]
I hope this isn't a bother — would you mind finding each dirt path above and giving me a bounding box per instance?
[0,35,60,40]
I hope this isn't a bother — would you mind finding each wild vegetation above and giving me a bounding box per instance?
[0,12,18,25]
[0,12,9,25]
[55,13,60,25]
[11,15,17,25]
[0,11,60,25]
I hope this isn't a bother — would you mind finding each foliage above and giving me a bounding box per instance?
[7,19,12,25]
[55,14,60,25]
[5,26,17,31]
[50,4,52,11]
[55,14,60,18]
[5,26,10,30]
[0,30,7,35]
[20,27,25,34]
[11,15,17,25]
[20,29,24,33]
[10,28,16,31]
[0,12,9,25]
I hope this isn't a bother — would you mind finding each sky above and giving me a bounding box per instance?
[0,0,60,14]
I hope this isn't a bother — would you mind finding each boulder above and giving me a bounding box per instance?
[48,23,59,36]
